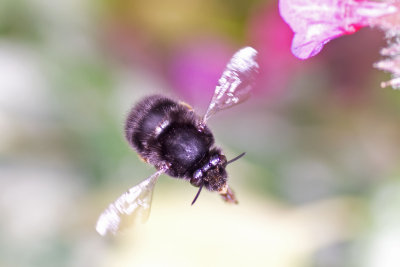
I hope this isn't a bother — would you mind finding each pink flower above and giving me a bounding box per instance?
[279,0,397,59]
[374,43,400,88]
[371,2,400,88]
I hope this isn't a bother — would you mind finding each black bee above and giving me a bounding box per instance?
[96,47,259,236]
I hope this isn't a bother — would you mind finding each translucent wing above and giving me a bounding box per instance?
[203,47,259,123]
[95,169,165,236]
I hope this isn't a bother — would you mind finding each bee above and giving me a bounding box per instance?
[96,47,259,236]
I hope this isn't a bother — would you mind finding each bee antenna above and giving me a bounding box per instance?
[191,184,204,205]
[227,152,246,165]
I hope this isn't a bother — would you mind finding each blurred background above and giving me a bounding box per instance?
[1,0,400,266]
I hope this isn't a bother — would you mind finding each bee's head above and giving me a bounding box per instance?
[203,154,228,191]
[190,151,245,205]
[190,152,227,190]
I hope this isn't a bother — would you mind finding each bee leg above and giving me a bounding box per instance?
[218,185,238,204]
[137,155,150,163]
[178,101,193,111]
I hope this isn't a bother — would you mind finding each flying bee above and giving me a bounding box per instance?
[96,47,259,236]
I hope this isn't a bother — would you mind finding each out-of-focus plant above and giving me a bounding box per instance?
[247,3,301,99]
[279,0,400,88]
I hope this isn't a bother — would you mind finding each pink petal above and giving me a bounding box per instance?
[279,0,397,59]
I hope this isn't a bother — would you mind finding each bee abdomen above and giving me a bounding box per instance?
[125,95,177,152]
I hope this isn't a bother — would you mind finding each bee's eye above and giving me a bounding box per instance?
[190,170,203,187]
[190,176,203,187]
[193,169,202,179]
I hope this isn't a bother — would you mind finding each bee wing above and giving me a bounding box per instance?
[95,169,165,236]
[203,47,259,123]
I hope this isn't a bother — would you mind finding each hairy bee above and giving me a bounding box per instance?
[96,47,259,236]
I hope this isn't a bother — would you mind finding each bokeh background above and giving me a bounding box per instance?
[2,0,400,266]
